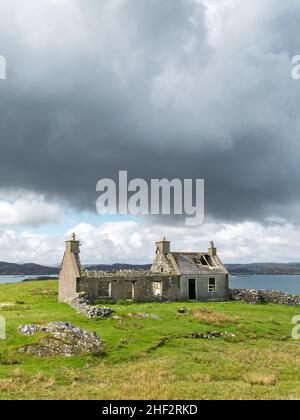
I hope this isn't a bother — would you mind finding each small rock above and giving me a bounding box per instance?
[189,331,235,339]
[18,325,40,336]
[137,313,149,318]
[178,308,188,314]
[127,313,161,320]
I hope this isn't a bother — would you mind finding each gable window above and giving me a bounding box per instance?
[208,278,216,293]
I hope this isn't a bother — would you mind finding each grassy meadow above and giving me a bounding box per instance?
[0,280,300,400]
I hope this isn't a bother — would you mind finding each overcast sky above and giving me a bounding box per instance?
[1,0,300,265]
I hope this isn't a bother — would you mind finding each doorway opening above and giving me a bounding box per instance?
[188,279,196,300]
[131,282,136,300]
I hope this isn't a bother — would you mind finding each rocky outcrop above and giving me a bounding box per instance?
[18,322,103,357]
[70,293,115,318]
[229,289,300,306]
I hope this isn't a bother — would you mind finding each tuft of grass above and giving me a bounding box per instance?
[0,304,30,312]
[12,368,24,379]
[46,377,56,388]
[34,371,46,383]
[192,307,236,326]
[0,352,19,366]
[244,373,277,386]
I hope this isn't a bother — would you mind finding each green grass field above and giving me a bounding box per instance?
[0,280,300,400]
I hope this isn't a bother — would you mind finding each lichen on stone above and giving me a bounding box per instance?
[18,322,103,358]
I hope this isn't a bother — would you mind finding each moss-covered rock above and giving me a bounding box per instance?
[18,322,103,357]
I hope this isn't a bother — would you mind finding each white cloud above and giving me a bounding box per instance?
[0,230,63,265]
[0,194,64,226]
[2,218,300,265]
[68,220,300,265]
[201,0,237,46]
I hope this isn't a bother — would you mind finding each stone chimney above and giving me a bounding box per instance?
[66,232,81,256]
[59,233,81,303]
[208,241,217,257]
[156,237,171,256]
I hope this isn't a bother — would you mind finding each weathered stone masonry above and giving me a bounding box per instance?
[59,233,81,303]
[230,289,300,306]
[59,235,229,303]
[77,271,181,302]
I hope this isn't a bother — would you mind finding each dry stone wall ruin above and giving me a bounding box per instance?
[229,289,300,306]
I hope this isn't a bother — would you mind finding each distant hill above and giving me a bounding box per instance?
[0,262,150,276]
[1,261,300,276]
[226,263,300,275]
[0,262,59,276]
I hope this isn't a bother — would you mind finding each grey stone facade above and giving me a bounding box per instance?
[59,235,229,303]
[151,239,229,302]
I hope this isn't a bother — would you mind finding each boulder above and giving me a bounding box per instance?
[18,322,103,357]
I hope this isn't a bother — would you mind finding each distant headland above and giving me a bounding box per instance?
[1,261,300,276]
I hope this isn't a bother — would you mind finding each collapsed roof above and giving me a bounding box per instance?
[169,252,229,276]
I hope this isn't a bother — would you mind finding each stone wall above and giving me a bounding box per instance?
[77,272,180,302]
[77,271,230,303]
[229,289,300,306]
[132,275,181,301]
[111,278,133,300]
[161,276,181,300]
[77,277,111,301]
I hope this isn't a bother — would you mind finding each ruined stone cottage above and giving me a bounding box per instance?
[59,234,229,303]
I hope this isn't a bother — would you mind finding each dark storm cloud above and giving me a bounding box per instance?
[0,0,300,223]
